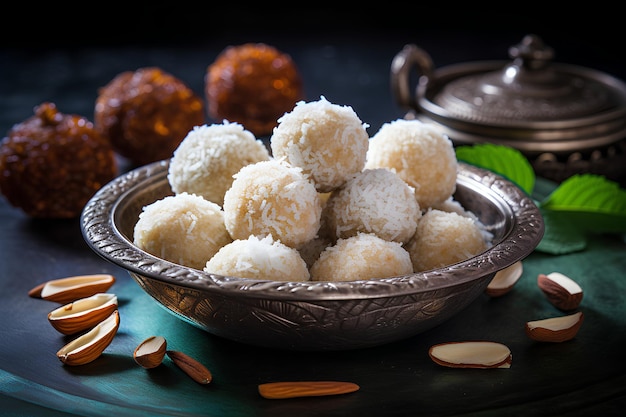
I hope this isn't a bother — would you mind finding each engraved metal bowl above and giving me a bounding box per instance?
[81,159,544,351]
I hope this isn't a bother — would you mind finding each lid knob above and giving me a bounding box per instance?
[499,34,564,92]
[508,34,554,71]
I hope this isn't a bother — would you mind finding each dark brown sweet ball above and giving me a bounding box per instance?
[95,67,205,166]
[0,102,118,218]
[206,43,304,137]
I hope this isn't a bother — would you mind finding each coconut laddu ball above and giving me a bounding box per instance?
[204,234,309,282]
[365,119,457,208]
[270,96,369,193]
[406,209,488,273]
[324,168,420,244]
[434,196,494,243]
[310,233,413,282]
[223,159,322,248]
[133,192,232,270]
[168,122,270,206]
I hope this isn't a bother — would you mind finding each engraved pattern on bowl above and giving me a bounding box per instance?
[81,160,544,350]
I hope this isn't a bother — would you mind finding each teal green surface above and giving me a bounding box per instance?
[3,232,625,416]
[2,178,625,416]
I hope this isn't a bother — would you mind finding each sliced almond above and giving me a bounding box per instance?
[166,350,212,384]
[537,272,583,310]
[258,381,360,399]
[48,293,118,335]
[486,261,523,297]
[525,311,584,342]
[29,274,116,304]
[56,309,120,366]
[429,341,512,369]
[134,336,167,369]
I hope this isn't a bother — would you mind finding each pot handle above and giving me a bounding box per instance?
[390,44,435,111]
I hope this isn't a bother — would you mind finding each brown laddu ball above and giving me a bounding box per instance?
[95,67,205,166]
[0,102,118,218]
[206,43,304,137]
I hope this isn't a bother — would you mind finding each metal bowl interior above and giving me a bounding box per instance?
[81,160,544,350]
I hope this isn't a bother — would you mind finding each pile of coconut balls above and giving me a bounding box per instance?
[133,96,491,282]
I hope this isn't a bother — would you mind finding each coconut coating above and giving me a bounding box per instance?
[406,209,488,272]
[270,96,369,193]
[310,233,413,282]
[434,197,494,243]
[168,122,270,206]
[133,192,232,270]
[204,234,309,281]
[324,168,420,244]
[365,119,457,208]
[223,159,322,248]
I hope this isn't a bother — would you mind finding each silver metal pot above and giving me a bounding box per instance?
[391,34,626,184]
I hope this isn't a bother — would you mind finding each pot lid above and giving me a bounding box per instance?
[392,35,626,153]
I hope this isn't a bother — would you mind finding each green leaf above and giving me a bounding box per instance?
[455,144,535,195]
[454,144,626,254]
[540,174,626,233]
[534,209,587,254]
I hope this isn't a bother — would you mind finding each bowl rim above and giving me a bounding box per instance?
[81,159,544,301]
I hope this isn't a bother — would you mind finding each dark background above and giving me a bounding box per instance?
[2,5,624,76]
[1,3,624,158]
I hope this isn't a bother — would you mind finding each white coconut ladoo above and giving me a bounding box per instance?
[407,209,488,272]
[204,234,310,282]
[167,122,270,206]
[222,159,322,249]
[310,233,413,282]
[366,118,457,208]
[270,96,370,193]
[323,168,420,244]
[133,192,232,270]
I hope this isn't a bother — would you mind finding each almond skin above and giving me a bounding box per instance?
[537,272,583,311]
[525,311,584,342]
[429,341,512,369]
[166,350,212,384]
[27,282,45,298]
[258,381,360,399]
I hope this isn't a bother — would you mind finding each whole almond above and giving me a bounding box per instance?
[166,350,212,384]
[258,381,360,399]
